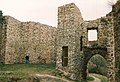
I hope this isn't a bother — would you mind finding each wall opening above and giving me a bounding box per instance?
[82,47,107,81]
[88,29,97,41]
[80,36,83,51]
[62,46,68,67]
[25,56,29,64]
[87,54,107,76]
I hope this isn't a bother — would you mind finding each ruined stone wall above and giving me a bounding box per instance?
[105,15,115,82]
[57,2,118,82]
[0,1,119,81]
[82,18,108,47]
[81,15,115,82]
[83,15,115,82]
[0,11,6,63]
[4,16,56,64]
[56,3,84,80]
[20,22,56,64]
[5,16,21,64]
[113,1,120,81]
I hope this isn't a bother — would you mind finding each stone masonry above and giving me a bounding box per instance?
[113,1,120,81]
[0,1,120,82]
[0,11,6,64]
[56,1,120,82]
[0,15,56,64]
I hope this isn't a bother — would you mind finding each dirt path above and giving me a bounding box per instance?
[89,76,101,82]
[35,74,72,82]
[36,74,101,82]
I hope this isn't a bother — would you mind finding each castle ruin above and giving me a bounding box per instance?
[0,1,120,82]
[56,2,120,82]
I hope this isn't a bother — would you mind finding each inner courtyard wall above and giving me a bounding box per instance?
[113,1,120,81]
[4,16,56,64]
[0,12,6,63]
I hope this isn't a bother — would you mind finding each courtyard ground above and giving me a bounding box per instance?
[0,64,107,82]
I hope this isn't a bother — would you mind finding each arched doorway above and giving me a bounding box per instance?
[87,54,107,78]
[82,47,107,80]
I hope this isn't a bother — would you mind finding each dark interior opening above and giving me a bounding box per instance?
[62,46,68,67]
[80,36,83,51]
[26,56,29,60]
[25,56,29,64]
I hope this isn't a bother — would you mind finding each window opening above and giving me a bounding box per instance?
[88,29,97,41]
[80,36,83,51]
[62,46,68,66]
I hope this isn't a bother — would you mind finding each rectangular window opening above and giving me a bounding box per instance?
[88,29,97,41]
[62,46,68,67]
[80,36,83,51]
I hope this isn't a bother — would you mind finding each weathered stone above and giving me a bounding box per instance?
[0,16,56,64]
[0,1,120,82]
[56,2,120,82]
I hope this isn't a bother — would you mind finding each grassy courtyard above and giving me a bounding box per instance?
[0,64,107,82]
[0,64,56,77]
[0,64,57,82]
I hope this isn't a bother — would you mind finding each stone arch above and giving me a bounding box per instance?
[81,47,107,80]
[87,54,107,75]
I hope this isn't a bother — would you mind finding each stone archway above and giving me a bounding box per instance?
[81,46,107,80]
[87,54,107,75]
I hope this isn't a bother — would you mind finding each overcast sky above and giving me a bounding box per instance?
[0,0,117,27]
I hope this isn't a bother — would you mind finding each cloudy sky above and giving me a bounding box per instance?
[0,0,117,27]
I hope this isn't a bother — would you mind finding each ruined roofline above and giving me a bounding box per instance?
[58,3,83,22]
[4,15,56,28]
[58,3,82,14]
[111,0,120,15]
[58,3,113,23]
[59,3,82,13]
[4,15,21,22]
[21,22,56,28]
[58,3,76,8]
[84,16,108,23]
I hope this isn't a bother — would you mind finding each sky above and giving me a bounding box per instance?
[88,30,97,41]
[0,0,117,27]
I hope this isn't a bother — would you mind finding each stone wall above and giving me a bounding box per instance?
[4,16,56,64]
[5,16,21,64]
[113,1,120,82]
[0,1,119,82]
[82,18,108,47]
[0,11,6,64]
[56,3,84,80]
[56,2,119,82]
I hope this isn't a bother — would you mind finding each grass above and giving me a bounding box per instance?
[0,64,56,78]
[0,64,107,82]
[87,76,95,81]
[89,73,107,82]
[0,64,56,82]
